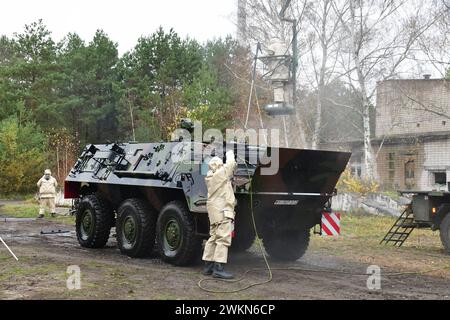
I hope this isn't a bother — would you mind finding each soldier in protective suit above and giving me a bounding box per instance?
[37,169,58,218]
[202,150,237,279]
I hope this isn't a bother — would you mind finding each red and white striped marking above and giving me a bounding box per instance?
[321,212,341,236]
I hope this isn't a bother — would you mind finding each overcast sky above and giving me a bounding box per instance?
[0,0,238,54]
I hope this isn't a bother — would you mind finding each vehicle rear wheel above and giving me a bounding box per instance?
[263,228,310,261]
[231,218,255,252]
[76,194,114,248]
[116,198,157,258]
[439,213,450,253]
[156,201,201,266]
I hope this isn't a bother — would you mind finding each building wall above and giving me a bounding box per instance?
[376,79,450,137]
[323,136,450,191]
[374,142,425,190]
[421,138,450,190]
[373,136,450,191]
[320,79,450,191]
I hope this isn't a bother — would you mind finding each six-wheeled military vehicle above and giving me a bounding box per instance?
[65,141,350,266]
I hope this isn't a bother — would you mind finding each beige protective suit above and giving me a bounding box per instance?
[37,169,58,215]
[202,150,237,264]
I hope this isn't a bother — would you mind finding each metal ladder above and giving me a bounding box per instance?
[380,206,417,247]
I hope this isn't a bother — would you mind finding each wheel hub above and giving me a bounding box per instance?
[165,219,181,250]
[80,210,93,240]
[123,216,136,243]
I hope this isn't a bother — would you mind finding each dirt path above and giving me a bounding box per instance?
[0,217,449,300]
[0,200,27,207]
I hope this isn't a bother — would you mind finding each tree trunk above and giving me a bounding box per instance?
[362,103,375,179]
[349,0,376,180]
[311,0,329,150]
[311,89,322,150]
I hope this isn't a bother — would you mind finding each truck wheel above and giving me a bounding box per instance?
[231,231,255,252]
[76,194,114,248]
[263,228,310,261]
[116,198,157,258]
[231,221,255,252]
[439,213,450,253]
[156,201,201,266]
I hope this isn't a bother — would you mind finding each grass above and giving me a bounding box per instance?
[0,252,64,282]
[0,203,75,225]
[311,213,443,253]
[380,190,402,201]
[310,213,450,277]
[0,193,36,201]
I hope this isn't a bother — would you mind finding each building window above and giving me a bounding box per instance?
[443,121,447,126]
[416,123,420,127]
[405,160,415,179]
[388,153,395,183]
[389,161,395,170]
[389,170,395,181]
[433,172,446,185]
[404,160,415,190]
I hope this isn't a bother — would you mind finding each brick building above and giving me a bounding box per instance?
[323,78,450,191]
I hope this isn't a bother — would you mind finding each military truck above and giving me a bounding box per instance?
[381,190,450,253]
[64,141,350,266]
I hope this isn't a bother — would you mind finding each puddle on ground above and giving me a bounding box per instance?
[0,217,37,222]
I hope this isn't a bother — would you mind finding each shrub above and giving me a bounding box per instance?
[0,117,47,195]
[336,168,379,195]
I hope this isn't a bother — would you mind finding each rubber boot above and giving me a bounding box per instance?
[212,263,234,279]
[203,261,214,276]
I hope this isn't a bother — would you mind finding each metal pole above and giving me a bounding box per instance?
[279,0,298,111]
[292,21,298,109]
[244,43,260,129]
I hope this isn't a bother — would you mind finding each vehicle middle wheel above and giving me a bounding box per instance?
[116,198,157,258]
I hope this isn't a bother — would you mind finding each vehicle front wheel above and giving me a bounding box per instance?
[76,194,114,248]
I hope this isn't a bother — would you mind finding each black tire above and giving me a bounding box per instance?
[116,198,157,258]
[156,201,201,266]
[231,220,255,252]
[76,194,114,248]
[439,213,450,253]
[263,228,310,261]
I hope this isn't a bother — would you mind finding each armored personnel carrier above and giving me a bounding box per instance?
[64,140,350,266]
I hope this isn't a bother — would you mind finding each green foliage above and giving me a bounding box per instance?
[0,22,246,195]
[57,30,120,143]
[116,28,205,139]
[1,22,241,146]
[117,29,238,140]
[0,117,47,195]
[188,104,233,132]
[183,65,232,109]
